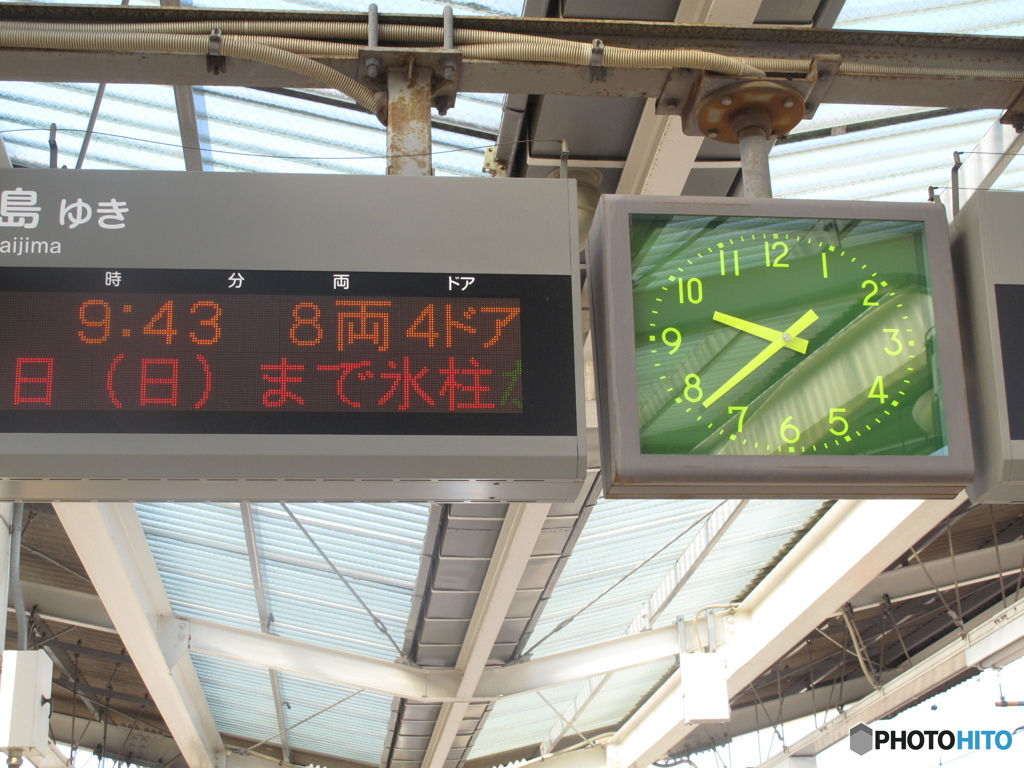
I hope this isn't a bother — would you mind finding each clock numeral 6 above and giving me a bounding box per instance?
[780,415,801,444]
[828,407,849,436]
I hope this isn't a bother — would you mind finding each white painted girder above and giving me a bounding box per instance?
[52,503,224,768]
[759,594,1024,765]
[421,502,553,768]
[606,494,968,768]
[25,520,1023,706]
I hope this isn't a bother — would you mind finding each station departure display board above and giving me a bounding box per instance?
[588,195,973,499]
[0,172,585,502]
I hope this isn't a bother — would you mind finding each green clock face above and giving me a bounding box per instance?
[630,213,948,457]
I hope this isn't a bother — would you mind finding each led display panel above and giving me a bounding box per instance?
[0,171,586,502]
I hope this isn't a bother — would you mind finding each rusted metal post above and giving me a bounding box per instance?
[737,124,773,198]
[386,64,433,176]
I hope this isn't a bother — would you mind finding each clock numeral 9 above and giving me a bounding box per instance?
[661,327,682,354]
[676,277,703,304]
[780,415,801,444]
[828,407,849,436]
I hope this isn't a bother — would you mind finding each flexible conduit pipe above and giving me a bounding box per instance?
[0,27,378,112]
[10,502,26,651]
[0,21,763,76]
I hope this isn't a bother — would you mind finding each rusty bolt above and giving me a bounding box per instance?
[664,99,680,110]
[707,128,719,139]
[721,95,734,106]
[783,98,795,108]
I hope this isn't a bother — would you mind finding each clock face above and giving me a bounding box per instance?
[629,213,948,457]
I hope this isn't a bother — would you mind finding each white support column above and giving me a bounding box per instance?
[52,503,224,768]
[607,494,967,768]
[420,503,552,768]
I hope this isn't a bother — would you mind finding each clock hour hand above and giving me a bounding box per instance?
[702,309,819,409]
[712,311,809,354]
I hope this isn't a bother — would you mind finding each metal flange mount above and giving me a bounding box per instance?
[693,80,806,143]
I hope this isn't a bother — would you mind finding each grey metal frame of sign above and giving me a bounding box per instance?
[588,194,973,499]
[0,170,586,503]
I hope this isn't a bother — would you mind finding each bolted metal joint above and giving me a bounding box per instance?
[693,81,805,144]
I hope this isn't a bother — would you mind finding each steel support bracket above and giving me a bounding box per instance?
[589,39,606,83]
[157,615,191,670]
[681,66,831,140]
[358,48,462,118]
[654,68,701,116]
[206,29,226,75]
[803,54,842,120]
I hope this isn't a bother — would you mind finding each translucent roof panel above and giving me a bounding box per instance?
[136,500,429,760]
[771,109,1007,203]
[768,0,1024,202]
[468,498,827,761]
[0,0,517,173]
[835,0,1024,35]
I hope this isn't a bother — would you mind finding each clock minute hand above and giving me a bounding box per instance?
[702,309,819,409]
[712,311,809,354]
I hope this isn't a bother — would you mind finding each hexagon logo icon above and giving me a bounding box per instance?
[849,723,874,755]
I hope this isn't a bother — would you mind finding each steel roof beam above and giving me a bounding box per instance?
[0,26,1023,110]
[51,502,224,768]
[539,499,748,754]
[420,502,552,768]
[606,493,969,768]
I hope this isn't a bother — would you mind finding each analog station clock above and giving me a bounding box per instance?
[589,196,973,499]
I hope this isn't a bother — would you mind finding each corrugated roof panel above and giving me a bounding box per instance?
[658,499,828,628]
[0,82,186,171]
[276,674,394,763]
[137,501,262,631]
[467,680,587,759]
[191,654,281,742]
[771,110,1005,202]
[571,659,676,736]
[522,498,716,659]
[836,0,1024,34]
